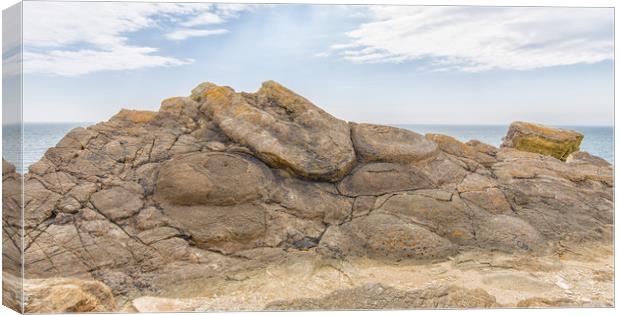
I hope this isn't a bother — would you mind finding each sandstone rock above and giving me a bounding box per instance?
[499,177,612,242]
[56,127,97,150]
[516,297,582,307]
[131,296,198,312]
[350,123,438,163]
[320,213,456,260]
[266,284,497,310]
[474,215,543,251]
[566,151,610,167]
[162,203,267,254]
[90,186,143,220]
[9,80,613,311]
[501,121,583,161]
[2,161,23,313]
[494,148,613,185]
[457,173,498,192]
[3,158,16,174]
[418,154,470,188]
[466,139,498,156]
[426,133,496,167]
[199,81,356,181]
[337,163,434,197]
[24,278,116,313]
[160,96,199,119]
[111,109,158,124]
[2,272,22,313]
[24,180,60,228]
[154,152,274,206]
[271,177,352,225]
[375,192,476,245]
[351,195,376,218]
[460,188,513,215]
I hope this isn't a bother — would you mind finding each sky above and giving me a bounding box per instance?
[2,1,615,125]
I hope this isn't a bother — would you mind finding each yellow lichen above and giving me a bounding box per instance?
[114,109,157,124]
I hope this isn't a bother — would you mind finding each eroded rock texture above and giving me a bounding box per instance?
[501,121,584,161]
[4,81,613,312]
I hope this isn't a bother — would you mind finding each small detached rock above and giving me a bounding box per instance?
[501,121,583,161]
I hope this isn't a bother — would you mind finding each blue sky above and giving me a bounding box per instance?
[3,2,614,125]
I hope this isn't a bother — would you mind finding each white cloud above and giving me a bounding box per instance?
[312,52,330,58]
[22,2,248,76]
[165,28,229,41]
[329,6,613,71]
[23,47,192,77]
[182,12,225,26]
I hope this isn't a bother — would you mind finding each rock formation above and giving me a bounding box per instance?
[2,81,614,312]
[501,121,584,161]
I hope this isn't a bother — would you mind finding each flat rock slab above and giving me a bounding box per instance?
[501,121,583,161]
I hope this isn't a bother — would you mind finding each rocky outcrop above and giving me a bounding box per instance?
[501,121,583,161]
[197,81,356,181]
[3,81,613,311]
[2,159,22,313]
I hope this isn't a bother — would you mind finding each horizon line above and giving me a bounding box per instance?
[4,121,615,128]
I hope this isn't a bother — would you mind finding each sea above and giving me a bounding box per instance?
[1,123,614,173]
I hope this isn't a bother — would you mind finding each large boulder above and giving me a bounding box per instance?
[501,121,583,161]
[197,81,356,181]
[154,152,274,206]
[350,123,439,163]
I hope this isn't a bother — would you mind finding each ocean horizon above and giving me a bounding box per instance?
[2,122,614,173]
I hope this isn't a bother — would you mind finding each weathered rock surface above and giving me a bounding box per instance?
[350,123,439,163]
[266,284,497,310]
[319,213,457,260]
[198,81,356,181]
[337,163,434,197]
[2,81,613,311]
[154,152,274,206]
[24,278,116,313]
[501,121,583,161]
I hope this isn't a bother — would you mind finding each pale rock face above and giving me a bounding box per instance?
[2,80,612,311]
[266,284,498,310]
[23,278,116,313]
